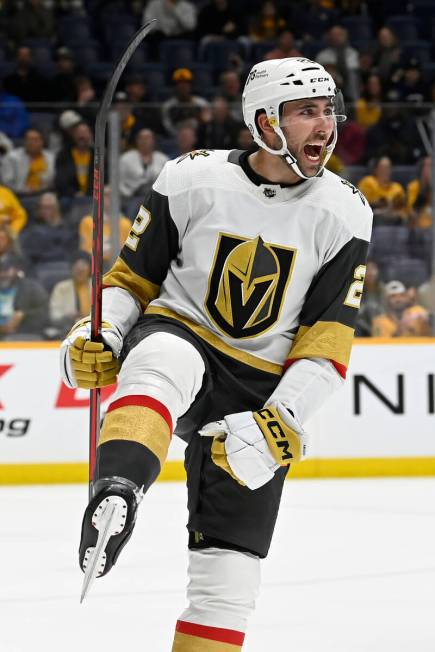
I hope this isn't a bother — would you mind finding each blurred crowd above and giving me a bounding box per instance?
[0,0,434,340]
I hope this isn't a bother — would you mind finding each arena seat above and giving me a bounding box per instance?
[384,257,429,286]
[370,225,410,269]
[135,63,166,96]
[344,166,368,185]
[200,41,244,72]
[391,165,417,187]
[251,42,276,63]
[341,16,373,42]
[59,20,93,47]
[385,16,420,41]
[34,261,71,293]
[401,40,432,65]
[72,46,100,69]
[29,112,56,136]
[159,40,196,68]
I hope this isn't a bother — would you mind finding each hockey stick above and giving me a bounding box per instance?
[89,19,156,501]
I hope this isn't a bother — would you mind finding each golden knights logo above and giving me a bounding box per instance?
[205,233,296,339]
[176,149,212,164]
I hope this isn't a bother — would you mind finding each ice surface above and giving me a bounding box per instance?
[0,478,434,652]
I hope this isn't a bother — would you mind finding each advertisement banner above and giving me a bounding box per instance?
[0,340,434,481]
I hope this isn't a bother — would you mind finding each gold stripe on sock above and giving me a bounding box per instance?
[99,405,171,467]
[172,632,242,652]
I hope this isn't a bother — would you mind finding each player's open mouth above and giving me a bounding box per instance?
[303,143,323,162]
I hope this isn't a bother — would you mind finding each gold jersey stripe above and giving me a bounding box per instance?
[145,305,283,376]
[99,405,171,467]
[172,632,241,652]
[103,257,160,310]
[288,321,355,368]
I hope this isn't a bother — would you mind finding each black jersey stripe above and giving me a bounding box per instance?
[298,236,369,330]
[119,188,180,287]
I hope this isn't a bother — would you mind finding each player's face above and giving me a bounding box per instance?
[279,98,335,176]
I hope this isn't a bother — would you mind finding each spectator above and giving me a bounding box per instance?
[355,260,384,336]
[3,46,48,104]
[371,280,429,337]
[55,122,94,198]
[417,273,435,320]
[143,0,197,41]
[249,1,286,42]
[172,123,198,158]
[0,184,27,235]
[325,151,345,175]
[358,156,405,210]
[47,47,78,103]
[287,0,337,41]
[10,0,55,44]
[113,91,145,152]
[2,128,55,195]
[120,129,168,199]
[371,27,401,84]
[49,252,92,335]
[79,186,131,266]
[0,224,24,267]
[359,50,375,84]
[0,254,48,340]
[124,74,165,135]
[74,75,98,125]
[236,126,255,150]
[197,96,241,150]
[374,193,409,226]
[20,192,77,269]
[197,0,241,41]
[0,131,13,179]
[356,74,383,130]
[316,25,359,101]
[264,31,302,60]
[219,70,243,122]
[57,109,83,147]
[161,68,208,137]
[399,304,432,336]
[0,81,29,138]
[388,58,428,104]
[335,113,366,165]
[365,105,423,164]
[407,156,432,228]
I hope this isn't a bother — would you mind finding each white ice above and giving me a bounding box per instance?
[0,478,434,652]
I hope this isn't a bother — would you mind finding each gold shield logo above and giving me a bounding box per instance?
[205,233,296,339]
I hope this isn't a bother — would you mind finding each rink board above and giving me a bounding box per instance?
[0,339,434,483]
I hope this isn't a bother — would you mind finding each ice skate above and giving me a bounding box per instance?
[79,477,142,602]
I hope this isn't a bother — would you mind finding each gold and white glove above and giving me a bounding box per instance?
[60,317,122,389]
[200,403,308,490]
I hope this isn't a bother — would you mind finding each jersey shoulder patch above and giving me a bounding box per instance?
[339,177,367,206]
[156,149,232,197]
[176,149,214,164]
[314,170,373,242]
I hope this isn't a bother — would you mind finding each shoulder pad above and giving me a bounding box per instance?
[153,150,231,196]
[317,171,373,242]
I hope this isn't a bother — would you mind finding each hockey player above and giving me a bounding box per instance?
[61,58,372,650]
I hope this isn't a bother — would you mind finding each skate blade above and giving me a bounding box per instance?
[80,495,128,603]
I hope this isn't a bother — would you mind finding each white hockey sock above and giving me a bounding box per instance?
[172,547,260,651]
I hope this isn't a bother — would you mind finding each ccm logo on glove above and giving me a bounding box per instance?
[253,406,306,464]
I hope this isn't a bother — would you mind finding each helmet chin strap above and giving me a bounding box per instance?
[256,121,338,181]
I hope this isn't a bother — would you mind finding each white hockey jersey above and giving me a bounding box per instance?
[103,149,372,383]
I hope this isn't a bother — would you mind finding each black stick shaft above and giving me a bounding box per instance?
[89,19,156,500]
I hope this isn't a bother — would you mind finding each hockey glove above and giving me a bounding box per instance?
[199,403,308,490]
[60,317,122,389]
